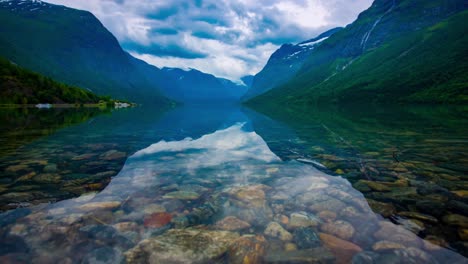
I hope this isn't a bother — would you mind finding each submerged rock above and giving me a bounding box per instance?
[143,212,172,228]
[443,214,468,228]
[264,248,335,263]
[78,201,121,211]
[228,235,266,264]
[124,229,239,263]
[227,184,269,208]
[373,221,422,247]
[264,222,293,241]
[289,212,319,228]
[293,227,321,249]
[100,150,126,161]
[215,216,251,231]
[367,199,396,218]
[163,191,200,200]
[372,240,406,251]
[398,211,438,224]
[320,220,355,240]
[319,233,362,263]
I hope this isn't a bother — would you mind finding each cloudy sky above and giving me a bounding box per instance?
[46,0,373,81]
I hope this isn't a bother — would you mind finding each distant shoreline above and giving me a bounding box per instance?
[0,103,135,109]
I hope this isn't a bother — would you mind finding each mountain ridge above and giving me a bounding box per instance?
[160,67,248,103]
[0,0,171,104]
[247,0,468,106]
[242,27,343,101]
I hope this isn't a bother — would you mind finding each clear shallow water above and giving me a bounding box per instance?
[0,105,467,263]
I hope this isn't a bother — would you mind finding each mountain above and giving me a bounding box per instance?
[241,75,254,88]
[0,0,170,104]
[242,27,342,101]
[248,0,468,106]
[0,56,111,104]
[160,68,248,103]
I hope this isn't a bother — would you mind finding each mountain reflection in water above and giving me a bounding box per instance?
[0,107,465,263]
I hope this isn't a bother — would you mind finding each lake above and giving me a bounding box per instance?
[0,104,467,263]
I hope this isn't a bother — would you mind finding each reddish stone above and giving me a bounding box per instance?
[144,212,172,228]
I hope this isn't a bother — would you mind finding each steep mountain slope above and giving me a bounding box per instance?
[241,75,254,89]
[242,28,342,100]
[248,0,468,106]
[160,68,248,103]
[0,56,110,104]
[0,0,169,104]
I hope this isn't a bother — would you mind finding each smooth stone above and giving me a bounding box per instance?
[228,184,269,208]
[43,164,58,173]
[276,214,289,226]
[79,201,121,211]
[373,221,421,247]
[143,204,166,214]
[423,235,449,250]
[443,214,468,228]
[143,212,172,228]
[264,248,335,263]
[72,153,97,161]
[94,171,117,178]
[228,235,266,264]
[367,199,396,218]
[458,229,468,240]
[309,198,347,213]
[284,243,298,251]
[318,211,337,222]
[163,191,200,200]
[32,173,61,183]
[9,224,28,236]
[398,211,438,223]
[15,172,36,182]
[264,222,293,241]
[47,208,66,215]
[306,181,329,191]
[357,180,391,192]
[100,150,126,161]
[293,227,321,249]
[341,206,363,219]
[113,222,139,233]
[319,233,362,264]
[394,217,425,234]
[266,167,279,174]
[320,220,355,240]
[6,164,29,172]
[124,229,239,263]
[289,212,319,228]
[372,240,406,251]
[215,216,251,231]
[354,181,372,192]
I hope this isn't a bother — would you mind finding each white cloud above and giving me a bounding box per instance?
[44,0,373,81]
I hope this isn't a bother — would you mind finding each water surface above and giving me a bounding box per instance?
[0,105,467,263]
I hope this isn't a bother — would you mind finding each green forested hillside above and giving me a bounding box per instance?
[0,0,169,104]
[248,0,468,107]
[0,57,108,104]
